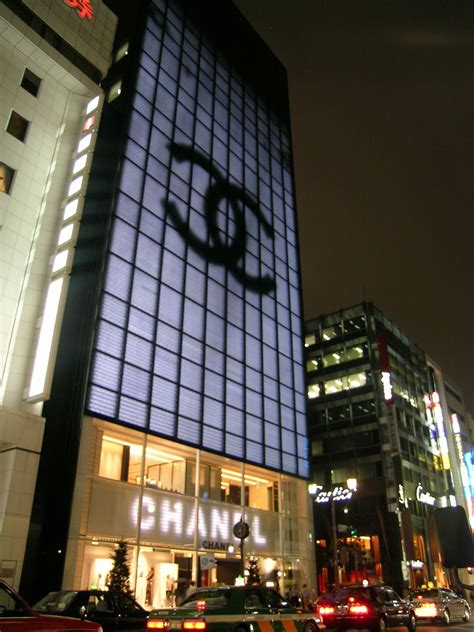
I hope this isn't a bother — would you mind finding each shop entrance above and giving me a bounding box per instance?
[216,559,241,586]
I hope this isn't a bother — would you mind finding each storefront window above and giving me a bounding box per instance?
[144,439,194,493]
[98,427,144,483]
[245,463,279,511]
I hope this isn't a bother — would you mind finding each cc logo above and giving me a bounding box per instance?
[163,142,276,294]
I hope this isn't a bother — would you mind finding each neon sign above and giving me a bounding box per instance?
[64,0,93,20]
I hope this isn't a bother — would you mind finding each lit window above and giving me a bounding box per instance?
[68,176,83,196]
[115,42,129,62]
[73,154,88,174]
[52,250,70,273]
[0,162,15,194]
[304,333,316,347]
[6,111,29,142]
[86,95,100,114]
[21,68,41,97]
[58,223,75,246]
[77,134,92,154]
[82,115,95,132]
[308,384,320,399]
[108,80,122,102]
[63,198,79,220]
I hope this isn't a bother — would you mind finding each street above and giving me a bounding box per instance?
[416,623,473,632]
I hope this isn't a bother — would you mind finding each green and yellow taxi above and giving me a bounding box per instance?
[147,585,324,632]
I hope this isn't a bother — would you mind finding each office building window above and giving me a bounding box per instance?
[6,111,29,142]
[21,68,41,97]
[0,162,15,194]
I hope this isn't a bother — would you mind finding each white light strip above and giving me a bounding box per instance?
[68,176,83,196]
[77,134,92,154]
[27,277,65,400]
[63,198,79,220]
[73,154,88,174]
[86,95,100,114]
[58,223,74,246]
[52,250,70,273]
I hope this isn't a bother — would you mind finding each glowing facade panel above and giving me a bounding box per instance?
[86,0,308,477]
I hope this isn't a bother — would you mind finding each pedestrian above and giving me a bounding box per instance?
[302,584,311,610]
[175,581,188,606]
[184,581,196,601]
[289,584,301,607]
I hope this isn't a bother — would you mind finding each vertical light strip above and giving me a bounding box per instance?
[27,277,65,400]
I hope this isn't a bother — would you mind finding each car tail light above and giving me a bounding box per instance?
[196,600,206,611]
[418,602,438,617]
[349,604,370,615]
[147,621,168,630]
[183,619,206,630]
[319,606,336,615]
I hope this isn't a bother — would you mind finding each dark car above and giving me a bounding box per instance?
[33,590,148,632]
[147,585,324,632]
[0,579,103,632]
[316,584,416,632]
[407,588,470,624]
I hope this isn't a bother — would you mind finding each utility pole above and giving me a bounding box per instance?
[331,498,339,589]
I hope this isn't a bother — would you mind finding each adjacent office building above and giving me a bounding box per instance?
[305,302,471,594]
[14,0,315,604]
[0,0,117,587]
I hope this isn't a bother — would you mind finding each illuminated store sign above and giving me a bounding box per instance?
[398,484,408,508]
[415,484,436,506]
[376,334,394,405]
[86,3,309,477]
[88,478,281,551]
[64,0,93,20]
[424,392,450,470]
[309,484,354,503]
[381,372,393,402]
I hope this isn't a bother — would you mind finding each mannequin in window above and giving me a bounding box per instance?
[146,568,154,605]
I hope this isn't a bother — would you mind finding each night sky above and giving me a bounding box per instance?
[234,0,473,410]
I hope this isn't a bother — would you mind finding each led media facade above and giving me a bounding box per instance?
[86,0,309,477]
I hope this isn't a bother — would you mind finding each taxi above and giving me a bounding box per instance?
[147,585,324,632]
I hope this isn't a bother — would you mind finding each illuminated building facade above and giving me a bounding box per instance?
[305,302,464,593]
[19,0,314,604]
[0,0,117,588]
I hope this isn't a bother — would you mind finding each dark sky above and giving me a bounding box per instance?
[234,0,473,410]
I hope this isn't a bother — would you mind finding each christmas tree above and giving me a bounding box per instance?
[246,558,261,585]
[107,539,132,594]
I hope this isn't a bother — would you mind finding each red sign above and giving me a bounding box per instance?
[64,0,93,20]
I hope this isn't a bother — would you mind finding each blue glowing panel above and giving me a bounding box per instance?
[86,0,309,477]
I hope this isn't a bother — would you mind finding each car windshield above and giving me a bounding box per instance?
[180,589,231,608]
[34,591,78,612]
[409,590,438,599]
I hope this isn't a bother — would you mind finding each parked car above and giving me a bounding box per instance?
[407,588,470,624]
[33,589,148,632]
[147,585,324,632]
[316,584,416,632]
[0,579,103,632]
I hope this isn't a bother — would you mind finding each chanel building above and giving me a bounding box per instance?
[20,0,315,604]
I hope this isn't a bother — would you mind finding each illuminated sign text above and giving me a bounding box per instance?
[416,484,436,506]
[64,0,93,20]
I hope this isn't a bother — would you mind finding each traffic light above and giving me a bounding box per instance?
[350,527,358,536]
[434,506,474,568]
